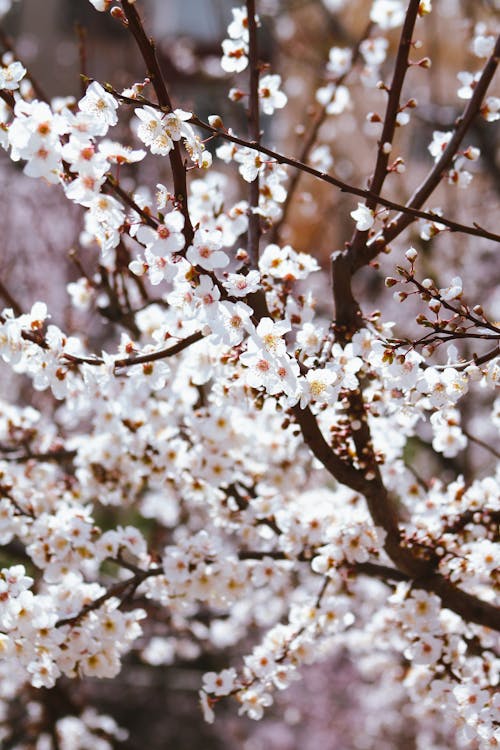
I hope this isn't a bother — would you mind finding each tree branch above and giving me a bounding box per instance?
[119,0,194,246]
[246,0,261,268]
[356,32,500,268]
[347,0,421,265]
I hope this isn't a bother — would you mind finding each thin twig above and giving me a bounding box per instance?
[347,0,421,265]
[63,330,204,369]
[97,82,500,245]
[75,23,88,98]
[462,429,500,460]
[119,0,194,246]
[246,0,261,268]
[357,32,500,268]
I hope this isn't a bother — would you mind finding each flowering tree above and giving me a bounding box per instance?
[0,0,499,747]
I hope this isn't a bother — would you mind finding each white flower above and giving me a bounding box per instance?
[472,33,495,59]
[428,130,452,162]
[78,81,118,130]
[186,228,229,270]
[199,691,215,724]
[350,203,374,231]
[221,39,248,73]
[98,140,146,164]
[457,71,480,100]
[370,0,405,29]
[360,37,388,66]
[202,667,237,696]
[88,0,112,9]
[326,47,352,76]
[316,83,351,115]
[439,276,462,301]
[136,212,185,255]
[235,147,265,182]
[405,635,443,665]
[310,144,333,172]
[431,415,467,458]
[481,96,500,122]
[258,75,287,115]
[237,688,273,720]
[67,278,95,311]
[212,300,253,346]
[300,367,339,408]
[296,322,326,356]
[136,106,191,156]
[222,270,261,297]
[0,60,26,90]
[322,0,346,10]
[227,6,250,41]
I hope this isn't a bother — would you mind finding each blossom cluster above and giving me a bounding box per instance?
[0,0,498,748]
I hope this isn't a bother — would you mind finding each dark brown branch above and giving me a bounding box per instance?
[442,508,500,537]
[75,23,88,98]
[0,448,76,464]
[95,83,500,245]
[119,0,194,245]
[0,26,49,102]
[55,567,163,628]
[0,279,23,317]
[447,345,500,371]
[462,429,500,460]
[64,330,204,369]
[417,574,500,631]
[270,21,373,244]
[193,118,500,244]
[348,0,421,264]
[357,32,500,268]
[104,175,159,228]
[246,0,261,268]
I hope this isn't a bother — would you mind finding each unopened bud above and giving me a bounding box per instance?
[236,248,250,262]
[208,115,224,129]
[463,146,480,161]
[228,88,245,102]
[465,365,482,381]
[417,57,432,69]
[418,0,432,15]
[110,6,127,23]
[392,157,406,173]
